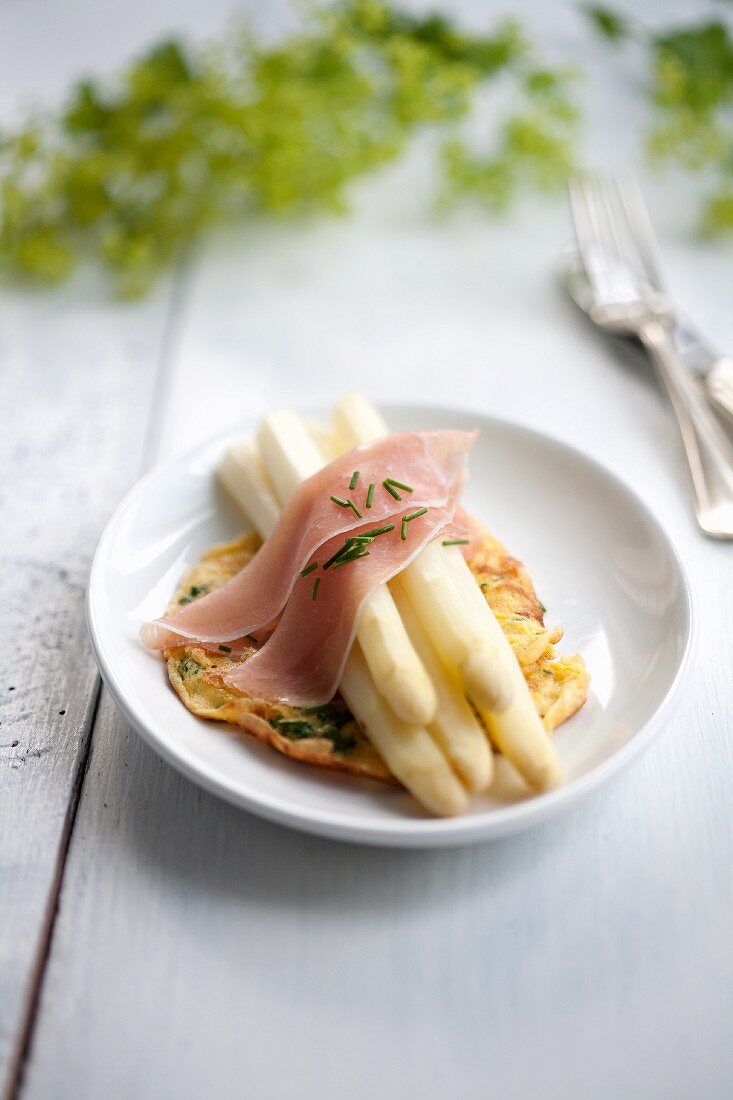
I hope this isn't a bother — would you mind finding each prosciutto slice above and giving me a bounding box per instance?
[447,507,486,559]
[141,430,475,653]
[224,497,462,706]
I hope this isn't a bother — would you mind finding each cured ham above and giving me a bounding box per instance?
[141,431,476,663]
[224,497,462,706]
[448,507,486,559]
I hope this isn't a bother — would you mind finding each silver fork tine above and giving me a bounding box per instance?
[595,177,625,267]
[565,171,733,538]
[614,177,666,293]
[587,175,639,304]
[568,176,596,272]
[608,179,652,288]
[569,175,616,295]
[604,178,651,294]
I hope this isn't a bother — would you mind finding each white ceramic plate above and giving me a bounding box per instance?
[88,405,693,847]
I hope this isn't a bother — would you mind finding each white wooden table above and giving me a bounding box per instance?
[2,2,731,1097]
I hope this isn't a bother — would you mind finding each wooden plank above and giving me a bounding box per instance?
[18,654,733,1100]
[0,272,183,1095]
[18,203,733,1100]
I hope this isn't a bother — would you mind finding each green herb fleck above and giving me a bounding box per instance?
[362,523,395,538]
[312,577,320,600]
[270,704,357,754]
[539,601,547,613]
[303,703,340,717]
[246,633,259,645]
[322,533,379,570]
[177,657,202,678]
[349,471,360,490]
[366,483,376,509]
[323,540,360,570]
[442,538,470,546]
[330,495,350,508]
[269,717,315,738]
[401,518,408,540]
[404,507,428,522]
[300,562,318,577]
[480,581,489,591]
[382,480,402,501]
[218,644,232,653]
[386,479,414,493]
[347,499,362,519]
[178,583,210,605]
[332,549,369,568]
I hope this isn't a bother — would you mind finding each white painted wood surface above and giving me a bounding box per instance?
[1,1,731,1098]
[0,274,181,1092]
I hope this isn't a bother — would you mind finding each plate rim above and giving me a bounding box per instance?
[87,404,695,847]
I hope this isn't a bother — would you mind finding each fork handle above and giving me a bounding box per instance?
[640,320,733,539]
[706,357,733,428]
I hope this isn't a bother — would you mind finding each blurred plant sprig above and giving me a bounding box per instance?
[585,6,733,237]
[0,0,579,298]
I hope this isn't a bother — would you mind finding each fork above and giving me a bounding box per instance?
[569,175,733,540]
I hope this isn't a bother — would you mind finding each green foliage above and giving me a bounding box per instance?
[582,5,733,237]
[0,1,578,297]
[583,5,630,42]
[441,64,579,209]
[648,21,733,235]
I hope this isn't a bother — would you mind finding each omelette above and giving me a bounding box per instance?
[164,530,590,785]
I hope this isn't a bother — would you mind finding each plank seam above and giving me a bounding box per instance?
[3,678,101,1100]
[6,254,194,1100]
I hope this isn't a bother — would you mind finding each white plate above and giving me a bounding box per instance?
[88,405,693,847]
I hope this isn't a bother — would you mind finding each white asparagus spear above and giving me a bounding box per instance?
[338,644,469,817]
[218,439,279,538]
[443,545,562,790]
[305,413,491,791]
[218,436,468,815]
[257,411,437,728]
[390,580,492,791]
[332,394,563,792]
[333,396,508,711]
[395,539,510,711]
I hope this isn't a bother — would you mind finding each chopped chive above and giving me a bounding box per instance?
[322,527,386,571]
[246,633,258,644]
[330,495,350,507]
[385,478,413,493]
[322,539,363,570]
[347,499,362,519]
[302,703,340,716]
[332,550,370,569]
[404,507,428,523]
[382,480,402,501]
[480,582,489,592]
[401,518,408,541]
[365,482,375,508]
[539,602,547,614]
[311,578,320,600]
[218,644,232,653]
[362,523,395,538]
[322,542,354,570]
[442,538,470,546]
[299,562,318,577]
[349,471,360,490]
